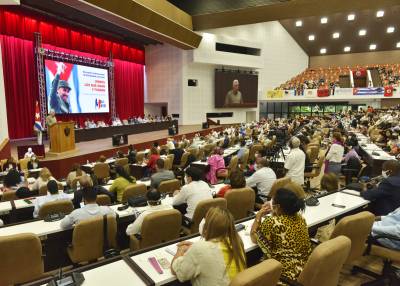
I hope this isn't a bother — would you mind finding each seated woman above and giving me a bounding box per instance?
[66,163,86,188]
[27,155,40,170]
[4,157,17,171]
[320,173,339,193]
[3,169,25,192]
[109,166,136,202]
[30,167,57,192]
[250,188,311,282]
[206,147,226,185]
[171,207,245,286]
[217,170,246,198]
[145,147,160,176]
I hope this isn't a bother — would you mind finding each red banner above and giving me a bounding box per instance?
[352,69,367,78]
[317,89,330,97]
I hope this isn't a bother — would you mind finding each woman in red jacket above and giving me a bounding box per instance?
[146,147,160,175]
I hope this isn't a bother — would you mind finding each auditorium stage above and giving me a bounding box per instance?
[10,124,225,178]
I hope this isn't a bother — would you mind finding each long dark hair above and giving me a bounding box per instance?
[115,166,133,183]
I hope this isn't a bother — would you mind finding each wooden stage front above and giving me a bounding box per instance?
[11,125,224,179]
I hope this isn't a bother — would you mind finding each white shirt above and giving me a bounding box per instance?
[326,143,344,163]
[24,151,35,158]
[284,147,306,185]
[60,203,115,229]
[33,192,71,218]
[126,203,173,235]
[30,176,57,191]
[167,141,175,150]
[246,167,276,199]
[172,181,212,219]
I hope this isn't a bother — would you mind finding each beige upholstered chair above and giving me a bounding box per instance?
[68,215,117,264]
[39,185,48,196]
[249,144,264,161]
[1,190,17,202]
[239,149,250,169]
[268,177,291,199]
[177,152,190,168]
[158,179,180,194]
[329,211,375,264]
[130,209,181,251]
[230,259,282,286]
[225,188,255,220]
[164,157,173,171]
[96,194,111,206]
[285,236,351,286]
[121,184,147,203]
[115,158,129,167]
[228,155,239,173]
[93,162,110,181]
[283,181,306,199]
[0,233,44,285]
[38,200,74,219]
[136,152,145,163]
[18,158,29,172]
[185,198,227,234]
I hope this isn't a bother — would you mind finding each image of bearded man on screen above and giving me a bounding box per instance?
[224,79,243,107]
[49,62,71,114]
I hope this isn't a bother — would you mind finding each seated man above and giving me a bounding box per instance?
[372,207,400,250]
[61,186,115,229]
[172,167,212,219]
[125,189,172,236]
[361,160,400,216]
[150,159,175,189]
[33,180,70,218]
[72,175,115,209]
[24,147,35,158]
[246,157,277,203]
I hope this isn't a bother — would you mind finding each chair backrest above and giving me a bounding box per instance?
[0,233,44,285]
[38,200,74,219]
[268,177,291,199]
[283,181,306,199]
[136,152,145,163]
[249,144,264,161]
[2,190,17,202]
[138,209,182,249]
[297,236,351,286]
[191,198,227,233]
[19,158,29,171]
[230,259,282,286]
[93,163,110,180]
[228,155,239,172]
[308,146,319,163]
[69,215,117,263]
[158,179,180,194]
[96,194,111,206]
[187,148,199,158]
[39,185,48,196]
[167,154,175,165]
[164,157,173,170]
[240,149,250,166]
[197,148,205,160]
[179,152,190,168]
[121,184,147,203]
[329,211,375,264]
[115,158,129,167]
[225,188,255,220]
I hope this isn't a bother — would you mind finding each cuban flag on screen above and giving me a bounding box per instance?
[33,101,43,131]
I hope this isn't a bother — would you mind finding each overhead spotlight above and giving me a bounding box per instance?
[347,14,355,21]
[376,10,385,18]
[321,17,328,24]
[308,35,315,41]
[344,46,351,52]
[333,32,340,39]
[320,48,327,54]
[387,27,395,33]
[359,29,367,36]
[369,44,377,50]
[295,20,303,27]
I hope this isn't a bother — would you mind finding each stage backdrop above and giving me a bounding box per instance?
[0,8,144,139]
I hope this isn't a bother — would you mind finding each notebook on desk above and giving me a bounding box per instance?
[165,245,178,256]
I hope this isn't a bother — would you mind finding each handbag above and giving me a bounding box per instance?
[103,215,120,258]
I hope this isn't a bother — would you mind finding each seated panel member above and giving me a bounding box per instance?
[61,186,115,229]
[126,189,172,236]
[150,159,175,189]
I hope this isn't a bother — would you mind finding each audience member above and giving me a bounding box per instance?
[126,189,173,236]
[217,170,246,198]
[109,166,136,202]
[206,147,225,185]
[171,207,245,286]
[146,147,160,175]
[284,136,306,185]
[60,186,115,229]
[320,173,339,192]
[66,163,86,188]
[3,169,25,191]
[24,147,35,158]
[172,167,212,219]
[30,167,57,192]
[127,144,137,164]
[27,155,40,170]
[250,188,310,282]
[236,140,247,163]
[371,207,400,250]
[33,180,70,218]
[150,159,175,189]
[246,157,276,202]
[325,132,345,175]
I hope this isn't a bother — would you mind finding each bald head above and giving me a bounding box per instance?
[290,136,301,148]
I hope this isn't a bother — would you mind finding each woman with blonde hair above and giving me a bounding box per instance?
[171,207,246,286]
[30,167,57,192]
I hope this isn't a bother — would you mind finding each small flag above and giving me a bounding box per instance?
[33,101,43,131]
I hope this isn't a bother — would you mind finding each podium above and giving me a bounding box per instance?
[49,121,76,154]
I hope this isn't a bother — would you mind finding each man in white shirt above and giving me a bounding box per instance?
[166,137,175,150]
[60,186,115,229]
[246,157,277,202]
[172,167,212,219]
[284,136,306,186]
[24,147,35,158]
[33,180,71,218]
[126,189,172,236]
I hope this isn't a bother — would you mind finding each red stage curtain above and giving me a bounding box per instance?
[0,8,145,65]
[1,35,145,139]
[0,35,38,139]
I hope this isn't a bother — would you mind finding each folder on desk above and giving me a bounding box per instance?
[165,245,177,256]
